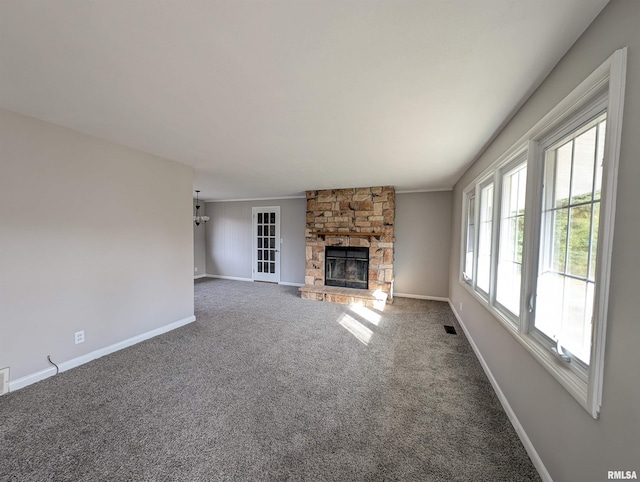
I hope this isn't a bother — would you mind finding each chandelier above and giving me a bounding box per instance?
[193,190,210,226]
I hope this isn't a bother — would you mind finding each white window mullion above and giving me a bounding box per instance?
[521,141,542,336]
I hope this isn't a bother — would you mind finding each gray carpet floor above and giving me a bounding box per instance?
[0,278,540,481]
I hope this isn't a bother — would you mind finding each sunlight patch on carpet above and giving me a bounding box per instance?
[349,304,381,326]
[337,313,373,345]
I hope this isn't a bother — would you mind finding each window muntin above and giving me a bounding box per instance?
[496,162,527,316]
[476,182,494,294]
[463,194,476,283]
[534,114,606,366]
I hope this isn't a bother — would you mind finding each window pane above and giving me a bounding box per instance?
[477,183,494,293]
[571,126,596,204]
[535,272,564,339]
[551,208,568,273]
[555,143,572,208]
[534,274,593,363]
[567,204,592,279]
[496,163,526,315]
[559,278,593,363]
[463,194,475,281]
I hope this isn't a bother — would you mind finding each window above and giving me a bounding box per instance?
[496,160,527,317]
[458,49,626,417]
[476,182,494,295]
[462,194,475,283]
[534,114,606,367]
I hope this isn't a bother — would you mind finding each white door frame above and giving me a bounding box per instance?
[252,206,281,283]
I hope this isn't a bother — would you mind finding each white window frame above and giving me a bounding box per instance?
[461,190,476,285]
[494,153,528,323]
[459,144,529,330]
[528,109,607,380]
[475,177,496,300]
[458,48,627,418]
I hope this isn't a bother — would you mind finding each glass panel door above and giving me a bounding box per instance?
[252,206,281,283]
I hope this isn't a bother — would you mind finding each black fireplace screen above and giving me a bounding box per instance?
[325,246,369,289]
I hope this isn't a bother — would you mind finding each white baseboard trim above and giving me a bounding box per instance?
[194,274,207,279]
[204,275,302,287]
[8,315,196,393]
[394,292,449,302]
[9,367,56,392]
[205,274,253,282]
[447,301,552,482]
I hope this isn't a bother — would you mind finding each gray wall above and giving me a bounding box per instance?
[448,2,640,480]
[193,200,207,276]
[205,198,306,284]
[206,193,452,296]
[0,108,194,381]
[394,191,452,298]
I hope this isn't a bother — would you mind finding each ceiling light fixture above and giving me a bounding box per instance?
[193,190,210,226]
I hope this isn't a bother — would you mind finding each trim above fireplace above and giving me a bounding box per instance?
[309,231,383,239]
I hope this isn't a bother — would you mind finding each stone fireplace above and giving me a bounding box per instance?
[299,186,395,306]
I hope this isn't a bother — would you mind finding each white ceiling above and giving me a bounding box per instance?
[0,1,608,201]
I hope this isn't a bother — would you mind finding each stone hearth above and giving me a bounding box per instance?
[299,186,395,305]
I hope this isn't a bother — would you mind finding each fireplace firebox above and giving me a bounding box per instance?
[325,247,369,289]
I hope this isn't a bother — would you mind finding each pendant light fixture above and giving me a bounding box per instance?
[193,190,210,226]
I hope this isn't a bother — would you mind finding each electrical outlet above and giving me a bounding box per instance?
[194,267,198,272]
[459,302,463,312]
[75,331,85,344]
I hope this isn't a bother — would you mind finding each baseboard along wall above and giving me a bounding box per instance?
[8,315,196,393]
[204,274,303,287]
[205,274,253,282]
[394,292,449,302]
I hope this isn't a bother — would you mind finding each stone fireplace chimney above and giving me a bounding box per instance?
[300,186,395,305]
